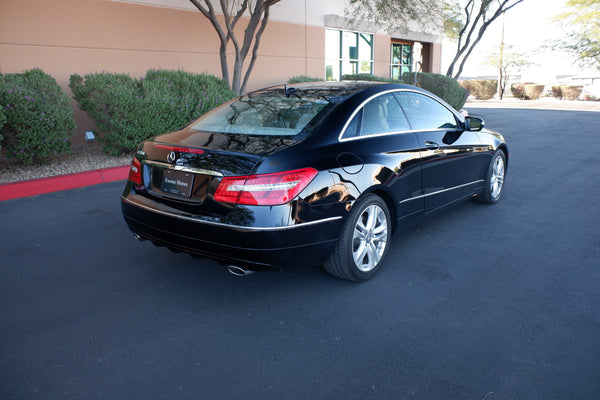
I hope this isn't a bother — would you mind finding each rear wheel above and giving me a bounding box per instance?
[475,150,506,204]
[324,194,391,281]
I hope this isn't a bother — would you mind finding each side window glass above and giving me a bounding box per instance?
[342,109,361,138]
[359,93,410,136]
[394,92,458,130]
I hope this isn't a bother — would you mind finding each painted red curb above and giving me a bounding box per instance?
[0,165,130,201]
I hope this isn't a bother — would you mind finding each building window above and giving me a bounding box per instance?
[390,42,412,80]
[326,29,374,81]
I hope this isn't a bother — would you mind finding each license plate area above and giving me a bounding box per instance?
[156,168,195,198]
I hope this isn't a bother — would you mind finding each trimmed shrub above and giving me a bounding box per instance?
[551,85,563,99]
[288,76,323,84]
[461,79,497,100]
[524,84,545,100]
[0,69,75,164]
[402,72,468,110]
[338,72,467,111]
[341,73,395,82]
[70,70,235,155]
[524,84,540,99]
[561,85,583,100]
[0,107,5,152]
[511,82,533,100]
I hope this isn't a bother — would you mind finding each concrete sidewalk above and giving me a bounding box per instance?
[465,96,600,112]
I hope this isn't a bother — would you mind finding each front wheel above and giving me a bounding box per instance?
[324,194,392,281]
[475,150,506,204]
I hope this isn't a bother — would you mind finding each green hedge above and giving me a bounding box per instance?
[288,76,323,84]
[551,85,584,100]
[341,73,395,82]
[511,82,546,100]
[562,85,583,100]
[70,70,235,155]
[0,69,75,164]
[524,84,545,100]
[460,79,497,100]
[341,72,467,111]
[0,107,6,152]
[401,72,467,110]
[551,85,563,99]
[511,82,532,100]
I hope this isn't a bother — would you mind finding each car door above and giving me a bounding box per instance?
[394,91,487,213]
[341,92,423,221]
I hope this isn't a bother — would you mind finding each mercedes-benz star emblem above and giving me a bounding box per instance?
[167,151,176,163]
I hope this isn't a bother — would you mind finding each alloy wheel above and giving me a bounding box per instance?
[490,155,505,200]
[352,204,389,272]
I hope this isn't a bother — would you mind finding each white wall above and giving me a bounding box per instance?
[108,0,348,27]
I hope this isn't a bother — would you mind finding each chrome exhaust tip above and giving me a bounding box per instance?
[226,265,255,277]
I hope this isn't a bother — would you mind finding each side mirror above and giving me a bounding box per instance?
[465,116,485,131]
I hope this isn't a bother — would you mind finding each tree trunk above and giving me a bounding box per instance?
[241,5,271,94]
[190,0,280,96]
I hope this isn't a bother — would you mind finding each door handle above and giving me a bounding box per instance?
[425,141,439,150]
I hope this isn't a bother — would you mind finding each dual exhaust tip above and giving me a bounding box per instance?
[132,234,254,277]
[226,265,255,277]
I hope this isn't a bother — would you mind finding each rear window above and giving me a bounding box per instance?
[191,89,330,136]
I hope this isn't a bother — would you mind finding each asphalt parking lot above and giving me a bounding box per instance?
[1,108,599,400]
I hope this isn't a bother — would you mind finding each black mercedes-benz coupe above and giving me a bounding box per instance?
[121,81,508,281]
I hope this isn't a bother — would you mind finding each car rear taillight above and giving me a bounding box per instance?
[214,168,318,206]
[129,158,142,185]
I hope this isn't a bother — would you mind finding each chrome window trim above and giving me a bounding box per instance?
[398,180,485,205]
[340,127,461,142]
[142,160,223,177]
[338,88,463,142]
[122,196,342,231]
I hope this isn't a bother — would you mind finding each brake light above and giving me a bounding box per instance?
[214,168,318,206]
[154,143,204,154]
[129,157,142,185]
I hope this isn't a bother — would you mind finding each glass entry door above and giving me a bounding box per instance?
[391,42,412,80]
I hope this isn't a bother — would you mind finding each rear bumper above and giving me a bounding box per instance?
[121,194,343,270]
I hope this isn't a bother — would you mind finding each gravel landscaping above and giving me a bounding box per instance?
[0,144,132,184]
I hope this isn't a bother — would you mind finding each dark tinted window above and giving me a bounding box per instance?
[356,93,410,137]
[394,92,458,130]
[191,90,329,136]
[343,109,361,138]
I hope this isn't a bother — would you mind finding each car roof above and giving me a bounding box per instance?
[247,81,420,104]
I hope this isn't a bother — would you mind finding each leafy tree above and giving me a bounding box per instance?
[346,1,527,81]
[482,45,532,99]
[345,0,442,34]
[189,0,281,95]
[444,0,464,41]
[445,0,526,79]
[552,0,600,71]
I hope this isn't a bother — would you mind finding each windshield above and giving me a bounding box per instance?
[191,88,330,136]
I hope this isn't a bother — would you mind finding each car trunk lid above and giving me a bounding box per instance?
[132,128,303,214]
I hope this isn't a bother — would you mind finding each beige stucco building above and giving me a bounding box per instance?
[0,0,443,139]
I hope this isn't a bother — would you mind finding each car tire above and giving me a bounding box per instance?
[475,150,506,204]
[324,194,392,281]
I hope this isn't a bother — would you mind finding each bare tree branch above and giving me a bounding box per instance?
[188,0,281,95]
[446,0,526,79]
